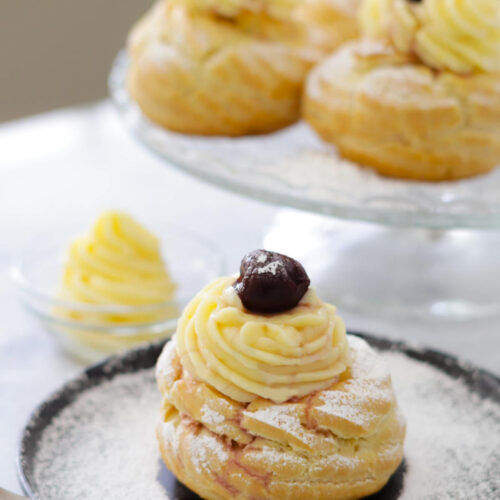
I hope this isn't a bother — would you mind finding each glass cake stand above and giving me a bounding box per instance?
[109,52,500,319]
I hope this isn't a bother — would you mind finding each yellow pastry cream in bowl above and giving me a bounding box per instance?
[11,211,224,362]
[60,211,176,314]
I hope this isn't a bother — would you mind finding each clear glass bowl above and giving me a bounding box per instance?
[11,224,225,363]
[109,51,500,230]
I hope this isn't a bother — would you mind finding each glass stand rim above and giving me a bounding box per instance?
[109,51,500,230]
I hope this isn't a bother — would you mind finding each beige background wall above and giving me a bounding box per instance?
[0,0,152,123]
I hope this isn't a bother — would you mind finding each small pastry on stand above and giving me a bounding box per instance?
[127,0,321,136]
[156,250,406,500]
[303,0,500,181]
[126,0,362,137]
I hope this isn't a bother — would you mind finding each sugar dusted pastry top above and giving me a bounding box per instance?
[175,250,350,403]
[159,333,401,444]
[360,0,500,73]
[60,211,176,306]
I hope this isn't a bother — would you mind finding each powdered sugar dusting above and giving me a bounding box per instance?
[317,389,376,428]
[310,453,361,474]
[155,339,179,387]
[256,253,267,264]
[201,405,225,425]
[249,445,290,466]
[189,431,229,475]
[348,335,391,381]
[244,404,315,447]
[32,370,168,500]
[162,418,179,457]
[256,261,282,276]
[385,352,500,499]
[28,348,500,499]
[315,337,393,429]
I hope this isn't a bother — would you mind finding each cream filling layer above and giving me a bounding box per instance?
[176,277,350,403]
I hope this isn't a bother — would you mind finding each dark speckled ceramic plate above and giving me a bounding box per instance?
[18,333,500,500]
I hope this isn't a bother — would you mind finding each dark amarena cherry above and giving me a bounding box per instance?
[233,249,310,314]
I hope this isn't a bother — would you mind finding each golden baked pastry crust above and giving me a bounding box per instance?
[298,0,360,54]
[156,334,406,500]
[127,1,321,136]
[303,40,500,181]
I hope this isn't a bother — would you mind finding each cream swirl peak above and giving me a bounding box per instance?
[176,276,350,403]
[360,0,500,73]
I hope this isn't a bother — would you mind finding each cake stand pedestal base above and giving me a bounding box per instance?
[264,210,500,320]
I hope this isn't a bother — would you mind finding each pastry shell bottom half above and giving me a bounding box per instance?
[155,335,406,500]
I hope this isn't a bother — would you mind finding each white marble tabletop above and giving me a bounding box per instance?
[0,102,499,496]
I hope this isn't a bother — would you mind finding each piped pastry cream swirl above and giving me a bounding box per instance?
[60,211,176,318]
[360,0,500,73]
[176,276,350,403]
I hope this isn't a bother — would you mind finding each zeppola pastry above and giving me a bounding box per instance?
[304,0,500,181]
[127,0,322,136]
[156,249,406,499]
[127,0,361,136]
